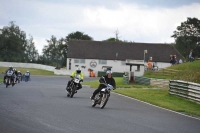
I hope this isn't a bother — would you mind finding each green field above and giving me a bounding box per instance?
[0,67,55,76]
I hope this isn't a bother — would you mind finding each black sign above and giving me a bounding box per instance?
[90,60,97,68]
[69,59,71,70]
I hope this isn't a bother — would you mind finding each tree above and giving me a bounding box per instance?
[0,21,27,62]
[25,36,39,62]
[103,37,121,42]
[0,21,39,62]
[66,31,93,41]
[172,17,200,58]
[42,36,68,67]
[103,37,134,43]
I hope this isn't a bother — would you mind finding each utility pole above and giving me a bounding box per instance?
[114,29,121,41]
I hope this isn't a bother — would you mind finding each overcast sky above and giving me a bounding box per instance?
[1,0,200,54]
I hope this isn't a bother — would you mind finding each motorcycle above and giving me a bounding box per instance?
[91,83,114,109]
[17,74,22,83]
[4,70,15,88]
[24,73,30,82]
[67,75,82,98]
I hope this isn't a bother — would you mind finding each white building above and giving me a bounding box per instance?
[66,41,182,77]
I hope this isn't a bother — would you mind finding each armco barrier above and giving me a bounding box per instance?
[123,76,129,84]
[124,76,169,87]
[134,76,150,85]
[169,80,200,103]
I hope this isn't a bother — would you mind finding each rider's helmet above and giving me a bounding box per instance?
[76,68,81,74]
[27,71,29,73]
[106,70,112,75]
[18,71,20,73]
[9,65,13,70]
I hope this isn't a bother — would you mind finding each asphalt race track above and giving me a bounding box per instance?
[0,76,200,133]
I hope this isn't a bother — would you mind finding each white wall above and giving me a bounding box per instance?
[0,61,70,75]
[67,58,146,76]
[0,60,171,77]
[67,58,172,77]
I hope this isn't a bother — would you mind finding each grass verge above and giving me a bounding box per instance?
[0,67,55,76]
[144,61,200,83]
[0,78,3,82]
[83,77,200,117]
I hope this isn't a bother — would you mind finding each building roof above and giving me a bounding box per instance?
[67,40,183,62]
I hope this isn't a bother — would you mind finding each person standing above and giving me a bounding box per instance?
[172,55,177,65]
[189,49,194,62]
[147,60,153,71]
[179,59,183,64]
[169,55,173,65]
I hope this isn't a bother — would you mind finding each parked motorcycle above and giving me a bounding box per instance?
[67,75,82,98]
[91,83,114,109]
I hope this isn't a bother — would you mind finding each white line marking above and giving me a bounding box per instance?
[111,92,200,121]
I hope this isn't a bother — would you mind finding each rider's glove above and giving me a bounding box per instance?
[80,79,83,82]
[108,84,112,87]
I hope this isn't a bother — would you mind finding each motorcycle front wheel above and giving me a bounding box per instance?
[92,100,97,107]
[70,87,76,98]
[6,79,9,88]
[100,94,109,109]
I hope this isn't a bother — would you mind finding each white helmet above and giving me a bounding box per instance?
[76,68,81,74]
[106,70,112,74]
[9,65,13,69]
[27,71,29,73]
[18,71,20,73]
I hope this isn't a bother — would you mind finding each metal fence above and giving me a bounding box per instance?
[169,80,200,103]
[134,76,150,85]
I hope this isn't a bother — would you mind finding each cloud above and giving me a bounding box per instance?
[0,0,200,54]
[82,3,200,42]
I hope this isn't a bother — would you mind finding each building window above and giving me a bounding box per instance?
[74,59,85,64]
[121,61,126,65]
[74,59,79,63]
[80,59,85,63]
[99,60,107,64]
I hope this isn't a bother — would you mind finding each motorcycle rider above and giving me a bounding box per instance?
[66,68,84,92]
[17,71,22,82]
[25,70,30,81]
[3,66,14,84]
[90,70,116,100]
[13,68,18,83]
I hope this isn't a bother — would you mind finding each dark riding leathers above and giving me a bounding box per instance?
[14,70,18,82]
[17,72,22,81]
[4,68,14,83]
[91,75,116,99]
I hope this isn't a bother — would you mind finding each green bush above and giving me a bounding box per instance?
[98,71,124,77]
